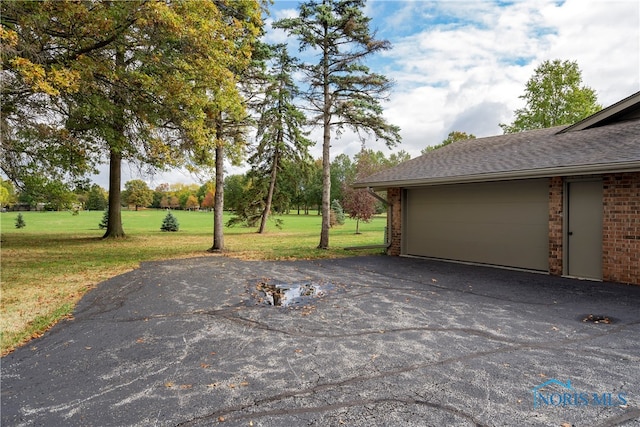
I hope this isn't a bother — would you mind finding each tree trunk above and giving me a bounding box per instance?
[210,142,224,252]
[103,149,125,238]
[259,148,279,234]
[355,218,361,234]
[318,21,331,249]
[103,43,126,239]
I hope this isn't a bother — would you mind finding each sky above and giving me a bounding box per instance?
[92,0,640,188]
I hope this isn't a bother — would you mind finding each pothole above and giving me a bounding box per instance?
[580,314,614,324]
[249,280,334,307]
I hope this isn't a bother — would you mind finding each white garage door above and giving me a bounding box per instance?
[404,179,549,271]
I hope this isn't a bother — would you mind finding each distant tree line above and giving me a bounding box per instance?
[0,147,408,218]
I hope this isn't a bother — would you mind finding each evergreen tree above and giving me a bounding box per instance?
[330,199,345,226]
[275,0,401,249]
[160,212,179,232]
[15,213,25,229]
[99,209,109,230]
[250,43,313,234]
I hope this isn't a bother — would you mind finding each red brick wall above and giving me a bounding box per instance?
[602,172,640,285]
[548,177,564,275]
[387,188,402,256]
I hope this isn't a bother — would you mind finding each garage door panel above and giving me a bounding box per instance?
[405,180,549,271]
[412,224,548,265]
[424,202,547,225]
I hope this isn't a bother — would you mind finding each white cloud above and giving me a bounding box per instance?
[374,0,639,157]
[538,0,640,105]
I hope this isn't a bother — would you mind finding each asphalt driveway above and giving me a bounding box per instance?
[2,255,640,426]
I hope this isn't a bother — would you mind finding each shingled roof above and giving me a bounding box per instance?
[355,92,640,190]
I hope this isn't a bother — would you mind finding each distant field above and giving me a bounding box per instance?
[1,209,386,354]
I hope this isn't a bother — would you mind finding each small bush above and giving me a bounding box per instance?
[15,213,26,229]
[160,211,179,232]
[98,209,108,229]
[330,199,345,227]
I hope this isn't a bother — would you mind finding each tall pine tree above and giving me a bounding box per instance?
[275,0,400,249]
[250,44,313,233]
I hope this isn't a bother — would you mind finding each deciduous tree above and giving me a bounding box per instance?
[422,131,476,154]
[201,191,215,210]
[185,195,199,210]
[123,179,152,211]
[342,149,378,233]
[0,179,17,208]
[500,59,601,133]
[1,0,262,238]
[18,176,76,211]
[331,154,355,203]
[86,184,108,211]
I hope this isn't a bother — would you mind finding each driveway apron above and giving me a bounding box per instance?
[2,256,640,426]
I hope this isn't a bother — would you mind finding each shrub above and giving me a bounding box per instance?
[330,199,345,227]
[15,213,26,229]
[160,211,179,232]
[98,209,108,229]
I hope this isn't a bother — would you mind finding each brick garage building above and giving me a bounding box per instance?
[356,92,640,285]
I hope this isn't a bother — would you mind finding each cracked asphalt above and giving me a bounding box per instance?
[2,255,640,427]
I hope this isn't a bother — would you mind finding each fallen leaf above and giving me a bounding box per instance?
[295,349,303,353]
[228,384,235,388]
[560,423,572,427]
[180,384,192,389]
[240,381,249,387]
[136,338,145,343]
[218,416,225,422]
[551,326,559,331]
[431,278,437,282]
[201,363,211,369]
[165,382,174,388]
[85,346,92,350]
[206,383,219,388]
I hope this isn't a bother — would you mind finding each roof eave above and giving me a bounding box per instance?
[353,161,640,190]
[559,91,640,133]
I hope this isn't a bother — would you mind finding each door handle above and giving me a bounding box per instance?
[568,231,573,236]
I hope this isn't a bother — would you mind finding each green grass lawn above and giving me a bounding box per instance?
[1,209,386,354]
